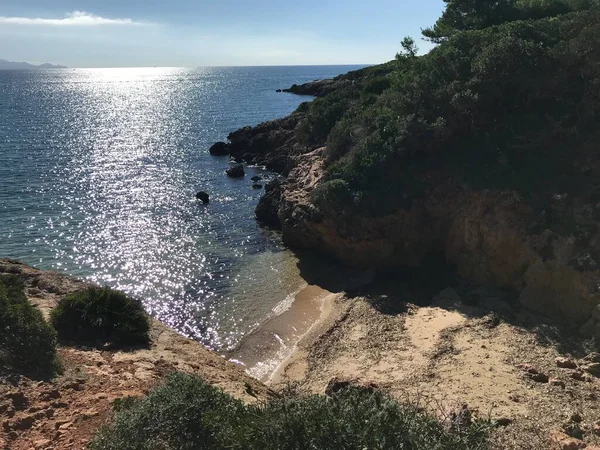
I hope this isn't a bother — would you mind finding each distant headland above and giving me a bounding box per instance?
[0,58,66,70]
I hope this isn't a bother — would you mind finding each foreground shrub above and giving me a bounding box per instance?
[0,275,58,378]
[50,287,150,347]
[90,372,491,450]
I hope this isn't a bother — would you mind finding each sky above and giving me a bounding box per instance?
[0,0,445,67]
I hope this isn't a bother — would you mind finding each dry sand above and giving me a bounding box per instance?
[271,283,600,449]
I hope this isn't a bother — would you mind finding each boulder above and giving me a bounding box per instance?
[582,362,600,377]
[195,191,209,204]
[528,372,549,383]
[251,175,262,182]
[209,142,229,156]
[256,179,284,228]
[226,164,245,178]
[252,184,263,190]
[556,357,578,369]
[549,430,585,450]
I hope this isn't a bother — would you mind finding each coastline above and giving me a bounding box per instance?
[266,282,600,449]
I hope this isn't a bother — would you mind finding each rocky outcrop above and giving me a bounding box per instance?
[255,179,285,228]
[209,142,229,156]
[251,147,600,335]
[282,79,351,97]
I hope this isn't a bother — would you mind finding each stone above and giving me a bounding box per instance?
[208,142,229,156]
[13,414,35,430]
[6,391,28,410]
[195,191,209,203]
[226,164,245,178]
[252,183,263,189]
[50,401,68,409]
[58,421,74,431]
[516,363,539,373]
[569,412,583,423]
[40,389,60,401]
[583,352,600,363]
[527,372,549,383]
[571,371,590,382]
[563,422,584,440]
[592,423,600,436]
[494,417,513,427]
[62,380,83,391]
[251,175,262,182]
[556,357,578,369]
[582,362,600,377]
[549,430,585,450]
[324,377,377,397]
[33,439,52,450]
[549,378,566,388]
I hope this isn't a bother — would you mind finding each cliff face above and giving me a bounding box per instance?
[269,150,600,330]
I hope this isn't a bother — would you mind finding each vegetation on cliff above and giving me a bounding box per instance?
[51,286,150,347]
[0,275,58,378]
[90,372,491,450]
[297,0,600,216]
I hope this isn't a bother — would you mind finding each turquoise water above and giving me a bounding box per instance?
[0,65,364,350]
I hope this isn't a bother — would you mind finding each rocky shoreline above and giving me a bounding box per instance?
[207,74,600,348]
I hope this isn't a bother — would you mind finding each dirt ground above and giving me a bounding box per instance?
[0,259,272,450]
[273,281,600,450]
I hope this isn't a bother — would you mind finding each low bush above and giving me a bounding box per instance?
[0,275,59,378]
[50,287,150,347]
[90,372,491,450]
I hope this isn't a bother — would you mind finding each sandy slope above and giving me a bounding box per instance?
[273,285,600,449]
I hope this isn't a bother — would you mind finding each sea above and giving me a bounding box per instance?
[0,65,365,353]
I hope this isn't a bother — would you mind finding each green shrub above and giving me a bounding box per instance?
[50,287,150,347]
[90,372,491,450]
[0,275,59,378]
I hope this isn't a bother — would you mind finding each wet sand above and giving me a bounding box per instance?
[228,283,336,382]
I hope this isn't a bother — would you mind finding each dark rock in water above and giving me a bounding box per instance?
[255,179,284,228]
[209,141,229,156]
[275,89,282,92]
[251,175,262,182]
[226,164,245,178]
[195,191,209,203]
[252,184,263,189]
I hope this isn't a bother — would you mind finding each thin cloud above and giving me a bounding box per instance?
[0,11,148,26]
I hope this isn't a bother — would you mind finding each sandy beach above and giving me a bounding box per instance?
[265,277,600,449]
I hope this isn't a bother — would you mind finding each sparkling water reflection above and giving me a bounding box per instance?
[0,66,364,350]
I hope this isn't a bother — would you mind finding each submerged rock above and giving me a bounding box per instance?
[226,164,245,178]
[195,191,209,204]
[252,184,263,190]
[209,142,229,156]
[251,175,262,182]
